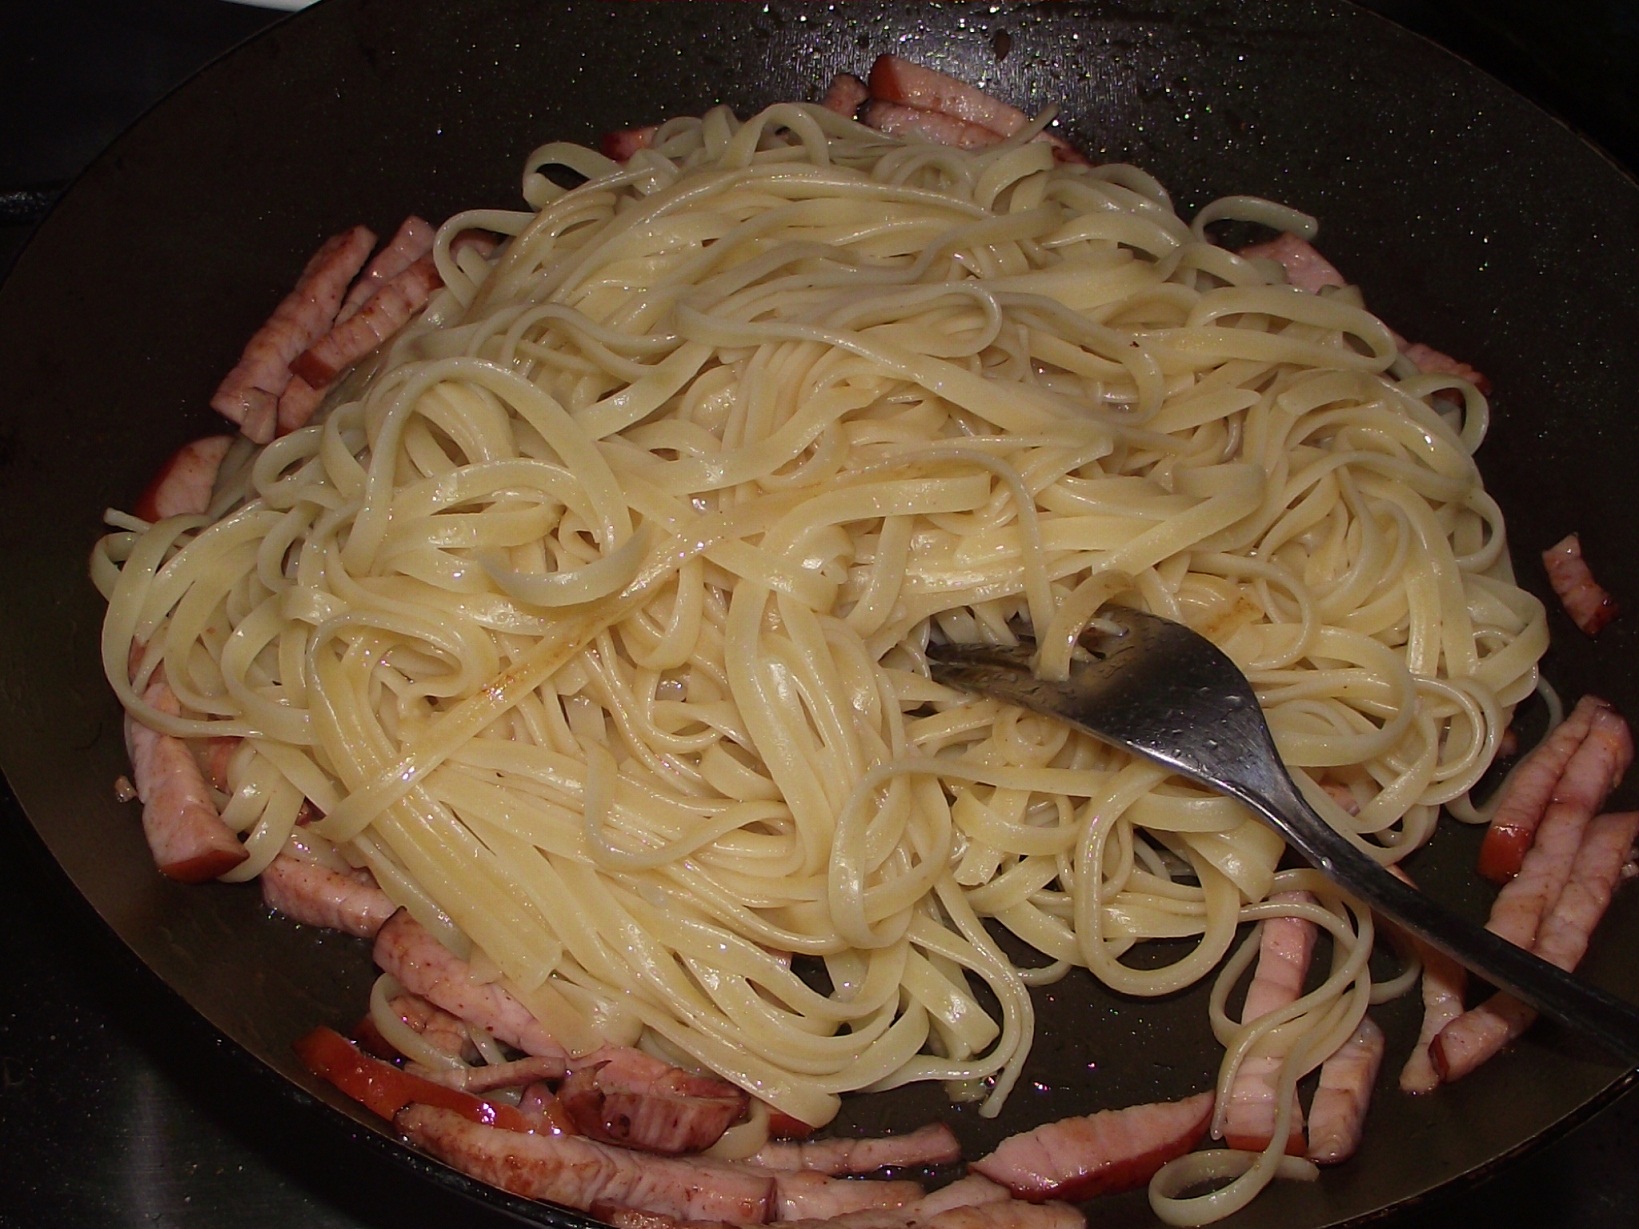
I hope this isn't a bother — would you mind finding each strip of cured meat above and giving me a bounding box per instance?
[132,435,233,521]
[746,1122,962,1175]
[372,909,568,1059]
[397,1103,777,1224]
[210,225,375,443]
[1237,234,1346,295]
[295,1025,543,1132]
[124,677,247,882]
[599,1183,1079,1229]
[260,850,397,938]
[1479,695,1607,883]
[1305,1017,1385,1164]
[1387,866,1468,1095]
[1431,810,1639,1082]
[337,215,437,322]
[774,1170,925,1220]
[861,100,1006,152]
[1221,891,1312,1155]
[602,125,660,161]
[559,1047,748,1155]
[1543,533,1619,636]
[1484,703,1632,952]
[288,254,442,391]
[820,73,869,118]
[969,1090,1213,1201]
[866,55,1087,163]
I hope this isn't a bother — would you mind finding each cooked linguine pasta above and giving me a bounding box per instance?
[92,101,1547,1223]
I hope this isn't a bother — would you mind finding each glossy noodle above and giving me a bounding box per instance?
[92,101,1547,1223]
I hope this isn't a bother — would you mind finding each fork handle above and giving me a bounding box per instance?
[1239,768,1639,1069]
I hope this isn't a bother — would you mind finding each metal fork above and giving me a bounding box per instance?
[925,605,1639,1067]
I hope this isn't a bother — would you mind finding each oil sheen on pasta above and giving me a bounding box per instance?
[93,102,1546,1219]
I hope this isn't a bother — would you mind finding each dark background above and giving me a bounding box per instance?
[1,2,1635,1227]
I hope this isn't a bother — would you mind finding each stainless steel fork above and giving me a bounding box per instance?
[926,605,1639,1067]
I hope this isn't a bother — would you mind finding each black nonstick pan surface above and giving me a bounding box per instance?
[1,2,1636,1227]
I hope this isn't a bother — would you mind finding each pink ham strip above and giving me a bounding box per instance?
[1236,234,1490,390]
[133,435,233,521]
[970,1090,1214,1201]
[774,1171,925,1220]
[820,73,869,118]
[600,1180,1077,1229]
[1543,533,1620,637]
[1483,704,1632,952]
[1221,890,1312,1154]
[337,215,437,322]
[259,850,397,938]
[1432,811,1639,1082]
[861,100,1006,151]
[601,125,660,161]
[280,253,443,434]
[211,225,376,443]
[1305,1016,1385,1164]
[397,1103,777,1224]
[1479,695,1607,883]
[866,55,1087,164]
[123,678,247,883]
[373,909,568,1059]
[560,1047,749,1155]
[387,992,478,1062]
[1237,233,1346,294]
[1386,867,1468,1095]
[747,1122,962,1175]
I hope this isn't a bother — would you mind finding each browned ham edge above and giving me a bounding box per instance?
[373,909,569,1059]
[970,1091,1213,1202]
[1306,1017,1384,1164]
[132,435,234,521]
[1478,695,1608,883]
[1221,891,1312,1155]
[774,1171,924,1220]
[602,125,660,161]
[560,1048,748,1155]
[124,678,247,883]
[1432,810,1639,1082]
[1543,533,1620,637]
[746,1122,962,1174]
[260,850,397,938]
[397,1103,777,1224]
[210,225,376,443]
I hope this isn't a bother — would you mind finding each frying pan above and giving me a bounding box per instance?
[1,2,1635,1226]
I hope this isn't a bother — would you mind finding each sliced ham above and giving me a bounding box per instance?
[1484,704,1632,952]
[337,215,437,322]
[1237,234,1346,295]
[383,992,479,1062]
[288,253,442,391]
[124,678,247,883]
[559,1047,748,1155]
[1387,866,1468,1095]
[970,1090,1213,1202]
[1432,810,1639,1082]
[372,909,567,1059]
[1305,1017,1385,1164]
[260,850,396,938]
[211,225,375,443]
[866,55,1087,163]
[1221,891,1312,1155]
[1543,533,1619,637]
[601,125,660,161]
[132,435,233,521]
[774,1170,925,1220]
[419,1054,573,1095]
[861,100,1006,152]
[747,1122,962,1175]
[1235,234,1489,389]
[398,1103,776,1224]
[1479,695,1608,883]
[600,1182,1078,1229]
[820,73,870,118]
